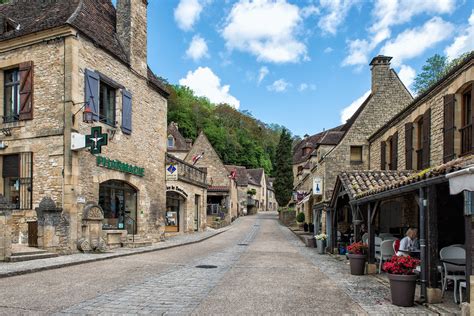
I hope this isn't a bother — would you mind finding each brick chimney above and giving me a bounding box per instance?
[369,55,392,93]
[116,0,148,77]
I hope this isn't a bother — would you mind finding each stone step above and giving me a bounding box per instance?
[11,249,49,256]
[8,252,59,262]
[122,240,152,248]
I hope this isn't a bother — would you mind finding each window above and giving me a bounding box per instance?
[460,87,472,155]
[167,136,175,148]
[1,153,33,210]
[350,146,363,163]
[99,81,116,126]
[4,68,20,123]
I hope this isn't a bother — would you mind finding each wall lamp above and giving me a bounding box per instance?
[71,99,94,124]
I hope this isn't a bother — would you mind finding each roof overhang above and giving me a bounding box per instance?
[446,165,474,194]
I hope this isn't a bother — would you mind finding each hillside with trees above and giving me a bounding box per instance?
[167,85,286,175]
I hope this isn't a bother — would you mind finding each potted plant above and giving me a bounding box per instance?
[303,222,309,232]
[315,234,327,254]
[309,223,314,233]
[296,212,305,228]
[383,256,420,307]
[346,241,368,275]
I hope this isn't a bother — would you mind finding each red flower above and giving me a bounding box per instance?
[347,241,368,255]
[382,255,420,275]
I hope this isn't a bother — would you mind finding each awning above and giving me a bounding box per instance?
[446,165,474,194]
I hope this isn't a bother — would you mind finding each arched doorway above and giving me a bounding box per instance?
[99,180,137,234]
[166,191,186,232]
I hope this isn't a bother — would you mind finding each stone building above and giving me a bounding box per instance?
[0,0,168,255]
[184,132,238,224]
[247,168,268,213]
[266,176,278,212]
[165,123,207,234]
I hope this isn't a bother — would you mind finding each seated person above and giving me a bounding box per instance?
[397,228,418,256]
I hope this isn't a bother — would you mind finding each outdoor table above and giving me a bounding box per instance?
[440,258,466,304]
[398,249,421,258]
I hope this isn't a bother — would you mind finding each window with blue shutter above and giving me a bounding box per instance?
[122,90,132,134]
[84,69,99,121]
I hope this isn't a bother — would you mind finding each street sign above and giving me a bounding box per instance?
[313,177,323,195]
[166,163,178,180]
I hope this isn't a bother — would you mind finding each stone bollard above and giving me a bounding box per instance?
[0,209,12,261]
[36,197,63,252]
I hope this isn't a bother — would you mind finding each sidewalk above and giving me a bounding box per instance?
[284,225,460,315]
[0,225,231,278]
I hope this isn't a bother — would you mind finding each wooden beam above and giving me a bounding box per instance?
[370,200,380,224]
[368,203,376,264]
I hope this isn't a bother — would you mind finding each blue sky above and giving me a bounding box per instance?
[143,0,473,137]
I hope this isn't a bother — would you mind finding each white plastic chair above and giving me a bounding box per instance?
[376,240,395,273]
[362,233,368,244]
[383,236,397,242]
[374,236,382,259]
[379,233,393,240]
[440,246,466,302]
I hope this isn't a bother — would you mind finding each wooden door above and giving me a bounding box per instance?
[28,221,38,247]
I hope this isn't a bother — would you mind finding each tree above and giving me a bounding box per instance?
[413,54,447,95]
[274,129,294,207]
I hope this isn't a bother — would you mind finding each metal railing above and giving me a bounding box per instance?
[460,123,472,155]
[166,154,207,186]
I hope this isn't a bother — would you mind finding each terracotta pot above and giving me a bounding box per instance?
[387,274,417,307]
[316,239,326,254]
[347,253,366,275]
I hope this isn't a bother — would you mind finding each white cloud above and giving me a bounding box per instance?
[318,0,358,35]
[174,0,203,31]
[179,67,240,108]
[343,0,457,67]
[445,10,474,60]
[221,0,308,63]
[267,79,291,92]
[380,17,454,66]
[301,5,320,18]
[340,90,371,123]
[298,83,316,92]
[397,64,416,93]
[324,47,333,53]
[186,35,209,61]
[257,66,269,85]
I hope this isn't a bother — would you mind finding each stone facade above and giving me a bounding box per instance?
[0,1,168,252]
[369,56,474,170]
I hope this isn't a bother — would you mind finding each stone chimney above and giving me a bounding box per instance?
[185,139,193,148]
[369,55,392,93]
[116,0,148,77]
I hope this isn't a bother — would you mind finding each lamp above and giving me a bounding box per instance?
[72,99,95,124]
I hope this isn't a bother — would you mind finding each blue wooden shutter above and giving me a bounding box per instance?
[84,69,99,121]
[122,90,132,134]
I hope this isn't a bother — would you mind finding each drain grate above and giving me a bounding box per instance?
[237,243,248,246]
[195,265,218,269]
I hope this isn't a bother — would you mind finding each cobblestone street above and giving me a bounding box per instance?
[0,212,452,315]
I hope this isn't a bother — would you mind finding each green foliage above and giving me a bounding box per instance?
[296,212,305,223]
[274,129,294,206]
[167,85,282,175]
[247,188,256,196]
[413,52,473,95]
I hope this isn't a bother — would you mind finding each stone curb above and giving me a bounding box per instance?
[0,226,231,279]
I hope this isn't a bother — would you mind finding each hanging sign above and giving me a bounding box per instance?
[96,156,144,177]
[166,164,178,181]
[85,126,108,154]
[313,177,323,196]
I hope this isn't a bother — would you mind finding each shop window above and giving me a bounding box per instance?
[460,87,472,155]
[4,68,20,123]
[99,180,137,234]
[1,153,33,210]
[99,81,116,126]
[350,146,363,163]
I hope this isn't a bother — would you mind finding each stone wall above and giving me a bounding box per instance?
[369,61,474,169]
[0,210,11,261]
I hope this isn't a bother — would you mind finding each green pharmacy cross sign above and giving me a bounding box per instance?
[85,126,108,154]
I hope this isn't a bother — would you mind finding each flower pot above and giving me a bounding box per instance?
[387,274,417,307]
[316,239,326,254]
[347,253,366,275]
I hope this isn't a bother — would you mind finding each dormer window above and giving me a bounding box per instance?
[167,136,175,148]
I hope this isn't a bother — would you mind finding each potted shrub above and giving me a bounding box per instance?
[383,256,420,307]
[315,234,327,254]
[309,223,314,233]
[296,212,305,228]
[346,241,368,275]
[303,222,309,232]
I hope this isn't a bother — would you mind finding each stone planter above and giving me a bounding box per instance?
[347,253,366,275]
[316,239,326,254]
[387,274,418,307]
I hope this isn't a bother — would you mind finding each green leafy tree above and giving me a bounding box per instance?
[413,54,447,95]
[274,129,294,206]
